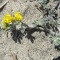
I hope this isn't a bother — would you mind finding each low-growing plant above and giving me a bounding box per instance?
[39,0,49,7]
[0,0,60,46]
[2,12,23,29]
[1,12,24,43]
[32,0,60,46]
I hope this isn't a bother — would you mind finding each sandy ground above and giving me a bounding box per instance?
[0,0,60,60]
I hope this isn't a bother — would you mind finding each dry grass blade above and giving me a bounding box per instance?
[0,0,9,9]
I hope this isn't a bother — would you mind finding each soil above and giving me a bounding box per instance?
[0,0,60,60]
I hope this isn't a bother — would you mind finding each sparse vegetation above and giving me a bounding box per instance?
[0,0,60,46]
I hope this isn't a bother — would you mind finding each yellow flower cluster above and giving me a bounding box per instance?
[14,12,23,21]
[2,12,23,29]
[2,13,13,28]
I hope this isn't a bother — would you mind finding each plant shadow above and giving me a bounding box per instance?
[11,29,24,44]
[24,26,49,43]
[53,56,60,60]
[10,25,50,43]
[55,45,60,51]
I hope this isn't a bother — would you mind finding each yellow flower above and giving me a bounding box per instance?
[1,12,23,29]
[2,13,13,28]
[14,12,23,21]
[2,13,13,24]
